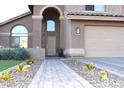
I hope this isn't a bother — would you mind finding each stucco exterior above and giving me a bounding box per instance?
[1,5,124,57]
[0,12,33,48]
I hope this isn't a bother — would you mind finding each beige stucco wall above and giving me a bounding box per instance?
[64,5,85,12]
[121,5,124,14]
[64,5,122,14]
[33,5,64,15]
[65,19,124,57]
[26,48,45,60]
[106,5,121,14]
[33,5,123,15]
[0,15,33,48]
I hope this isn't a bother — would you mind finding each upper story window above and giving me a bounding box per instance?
[85,5,94,11]
[85,5,104,12]
[11,25,28,48]
[47,20,55,32]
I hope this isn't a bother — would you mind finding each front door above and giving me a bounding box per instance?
[47,36,56,56]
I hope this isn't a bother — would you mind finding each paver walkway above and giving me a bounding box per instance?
[28,59,93,88]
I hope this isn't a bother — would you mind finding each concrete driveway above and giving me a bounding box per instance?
[80,57,124,77]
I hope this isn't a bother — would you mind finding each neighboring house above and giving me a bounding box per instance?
[0,5,124,57]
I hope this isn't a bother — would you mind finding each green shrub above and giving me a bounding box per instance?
[0,48,30,60]
[14,48,30,60]
[86,63,95,71]
[0,50,15,60]
[7,50,16,60]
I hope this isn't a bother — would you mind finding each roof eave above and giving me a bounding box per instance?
[66,15,124,22]
[0,11,32,26]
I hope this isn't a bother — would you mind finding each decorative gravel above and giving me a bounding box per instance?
[0,60,43,88]
[62,59,124,88]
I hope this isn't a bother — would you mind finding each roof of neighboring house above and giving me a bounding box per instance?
[0,11,32,26]
[67,12,124,17]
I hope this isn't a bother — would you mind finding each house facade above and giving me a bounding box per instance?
[1,5,124,57]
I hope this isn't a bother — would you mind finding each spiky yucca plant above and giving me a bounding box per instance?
[0,71,15,80]
[74,59,83,71]
[74,59,81,66]
[26,58,35,65]
[14,64,29,72]
[86,63,95,71]
[99,71,108,80]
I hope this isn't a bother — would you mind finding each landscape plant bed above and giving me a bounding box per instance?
[0,60,43,88]
[62,59,124,88]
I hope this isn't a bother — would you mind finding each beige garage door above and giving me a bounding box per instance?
[85,26,124,57]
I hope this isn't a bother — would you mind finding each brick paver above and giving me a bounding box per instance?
[28,59,93,88]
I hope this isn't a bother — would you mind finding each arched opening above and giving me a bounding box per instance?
[42,7,61,56]
[11,25,28,48]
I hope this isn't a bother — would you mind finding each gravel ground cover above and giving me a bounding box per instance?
[0,60,43,88]
[62,59,124,88]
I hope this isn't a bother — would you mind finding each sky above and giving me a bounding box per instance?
[0,5,30,22]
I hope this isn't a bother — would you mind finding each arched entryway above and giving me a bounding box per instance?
[42,7,61,56]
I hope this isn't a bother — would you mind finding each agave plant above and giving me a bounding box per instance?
[14,64,29,73]
[86,63,95,71]
[0,71,15,80]
[99,71,108,80]
[74,59,83,71]
[26,58,35,65]
[74,59,81,66]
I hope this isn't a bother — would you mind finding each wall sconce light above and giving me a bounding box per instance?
[75,27,80,34]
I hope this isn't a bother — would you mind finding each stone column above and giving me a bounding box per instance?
[63,18,72,56]
[59,16,64,49]
[32,16,43,48]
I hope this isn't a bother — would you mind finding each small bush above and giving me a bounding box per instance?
[99,71,108,80]
[0,50,9,60]
[0,48,30,60]
[7,50,16,60]
[0,71,15,80]
[86,63,95,71]
[14,48,30,60]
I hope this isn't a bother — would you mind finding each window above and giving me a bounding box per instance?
[47,20,55,32]
[85,5,94,11]
[95,5,104,12]
[11,25,28,48]
[85,5,104,12]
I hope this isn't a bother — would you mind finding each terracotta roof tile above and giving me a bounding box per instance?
[67,12,124,17]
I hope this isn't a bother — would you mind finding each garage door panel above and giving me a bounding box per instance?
[85,26,124,57]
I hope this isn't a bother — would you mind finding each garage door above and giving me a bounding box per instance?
[85,26,124,57]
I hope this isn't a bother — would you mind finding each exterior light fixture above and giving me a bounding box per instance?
[75,27,80,34]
